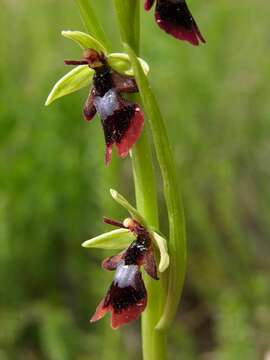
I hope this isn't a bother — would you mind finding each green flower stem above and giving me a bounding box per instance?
[113,1,167,359]
[113,0,140,52]
[124,45,187,330]
[131,128,158,226]
[132,131,167,360]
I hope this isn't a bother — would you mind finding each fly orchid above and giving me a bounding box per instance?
[65,49,144,164]
[82,189,169,329]
[91,217,157,328]
[45,31,150,164]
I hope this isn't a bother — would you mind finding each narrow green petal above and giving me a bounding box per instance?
[45,65,93,106]
[62,30,107,53]
[107,53,149,76]
[153,232,170,273]
[82,228,134,250]
[110,189,147,227]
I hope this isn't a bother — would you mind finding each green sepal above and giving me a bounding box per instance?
[45,65,93,106]
[107,53,149,77]
[62,30,107,53]
[152,232,170,273]
[82,228,134,250]
[110,189,147,227]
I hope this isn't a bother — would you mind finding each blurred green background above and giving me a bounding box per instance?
[0,0,269,359]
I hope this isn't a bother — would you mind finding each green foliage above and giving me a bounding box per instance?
[0,0,269,359]
[74,0,110,50]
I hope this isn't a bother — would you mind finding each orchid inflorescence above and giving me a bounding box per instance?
[46,0,205,161]
[90,217,158,328]
[46,0,205,330]
[45,31,149,165]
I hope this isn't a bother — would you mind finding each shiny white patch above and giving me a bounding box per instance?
[93,89,118,119]
[114,262,138,288]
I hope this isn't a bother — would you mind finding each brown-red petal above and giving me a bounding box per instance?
[83,90,97,121]
[102,252,124,271]
[143,248,159,280]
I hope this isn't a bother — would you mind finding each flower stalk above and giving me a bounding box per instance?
[113,1,168,359]
[124,45,186,330]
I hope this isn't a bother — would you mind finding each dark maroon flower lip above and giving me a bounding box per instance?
[144,0,206,46]
[90,217,158,328]
[91,263,147,329]
[65,49,144,165]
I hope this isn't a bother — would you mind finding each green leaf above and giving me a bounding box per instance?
[113,0,140,53]
[153,232,170,273]
[124,44,187,331]
[74,0,110,51]
[107,53,149,76]
[82,228,134,250]
[62,30,107,53]
[45,65,93,106]
[110,189,147,228]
